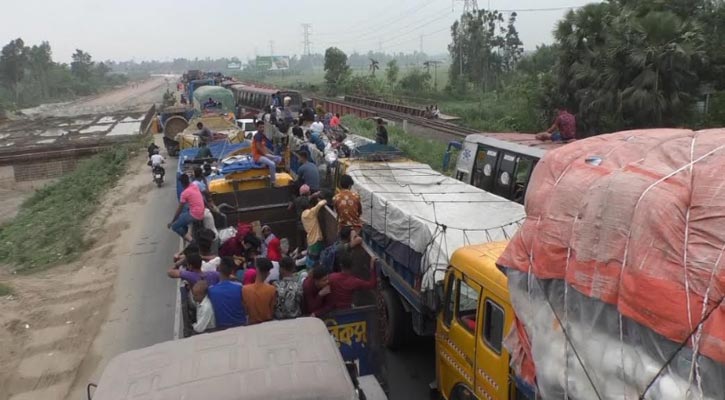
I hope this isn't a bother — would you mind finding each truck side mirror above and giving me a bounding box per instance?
[432,281,445,314]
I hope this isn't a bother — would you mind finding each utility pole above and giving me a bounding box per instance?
[301,23,312,56]
[424,60,442,91]
[269,40,275,57]
[378,39,383,53]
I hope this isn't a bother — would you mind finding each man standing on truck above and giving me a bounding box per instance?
[303,266,331,316]
[375,118,389,145]
[295,151,320,193]
[333,174,362,230]
[274,257,304,319]
[194,122,213,145]
[168,174,204,242]
[301,198,327,269]
[317,254,377,315]
[251,120,282,187]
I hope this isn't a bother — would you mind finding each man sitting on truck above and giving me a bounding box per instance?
[536,107,577,142]
[333,174,362,230]
[242,257,276,325]
[167,253,220,288]
[191,280,216,334]
[274,257,304,320]
[251,120,282,187]
[207,257,246,329]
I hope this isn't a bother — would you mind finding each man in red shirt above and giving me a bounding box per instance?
[316,253,377,316]
[536,108,577,142]
[330,113,341,128]
[303,266,331,316]
[168,174,204,241]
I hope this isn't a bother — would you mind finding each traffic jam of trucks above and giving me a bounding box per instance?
[90,72,725,400]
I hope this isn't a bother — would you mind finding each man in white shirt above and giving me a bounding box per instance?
[150,151,165,168]
[192,280,216,333]
[310,118,324,136]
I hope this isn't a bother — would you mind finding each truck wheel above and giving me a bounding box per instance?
[378,286,407,350]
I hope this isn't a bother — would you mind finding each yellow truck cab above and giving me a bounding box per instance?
[436,241,521,400]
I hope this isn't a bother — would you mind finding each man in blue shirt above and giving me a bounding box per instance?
[295,151,320,192]
[207,257,246,328]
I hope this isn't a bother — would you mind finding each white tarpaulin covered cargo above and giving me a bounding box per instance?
[347,160,525,291]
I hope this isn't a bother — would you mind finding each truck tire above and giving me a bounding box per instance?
[378,286,407,350]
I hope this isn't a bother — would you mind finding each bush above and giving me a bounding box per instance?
[0,145,134,272]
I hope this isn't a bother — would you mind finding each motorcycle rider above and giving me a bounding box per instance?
[150,148,165,180]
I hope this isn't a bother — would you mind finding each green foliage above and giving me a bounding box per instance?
[398,68,431,94]
[323,47,351,95]
[448,9,523,91]
[341,115,450,172]
[0,146,134,273]
[385,60,399,86]
[0,39,127,111]
[342,74,388,97]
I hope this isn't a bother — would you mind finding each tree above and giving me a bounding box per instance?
[27,42,53,97]
[385,59,399,86]
[501,12,524,72]
[0,38,28,101]
[323,47,351,94]
[70,49,93,81]
[369,58,379,76]
[398,68,431,94]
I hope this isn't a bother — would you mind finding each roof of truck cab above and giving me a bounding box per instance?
[464,133,569,159]
[449,241,510,295]
[92,318,356,400]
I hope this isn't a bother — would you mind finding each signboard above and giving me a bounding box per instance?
[255,56,290,70]
[227,61,242,70]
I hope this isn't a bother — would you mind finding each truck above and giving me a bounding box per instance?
[323,142,525,349]
[87,318,385,400]
[497,128,725,399]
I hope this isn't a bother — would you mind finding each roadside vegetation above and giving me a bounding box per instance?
[0,38,128,113]
[0,145,136,273]
[342,115,453,173]
[0,282,12,296]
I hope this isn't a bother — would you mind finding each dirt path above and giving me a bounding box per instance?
[21,75,176,118]
[0,147,162,400]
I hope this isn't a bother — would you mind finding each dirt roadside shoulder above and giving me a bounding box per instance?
[0,149,154,400]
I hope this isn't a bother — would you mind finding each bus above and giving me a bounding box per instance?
[446,133,567,204]
[229,84,303,118]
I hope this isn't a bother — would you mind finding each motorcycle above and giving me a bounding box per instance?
[152,165,165,187]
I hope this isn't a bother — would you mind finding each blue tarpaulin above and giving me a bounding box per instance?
[175,141,250,199]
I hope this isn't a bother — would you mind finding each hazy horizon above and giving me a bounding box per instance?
[1,0,596,64]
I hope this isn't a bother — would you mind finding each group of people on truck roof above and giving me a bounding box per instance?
[166,154,373,333]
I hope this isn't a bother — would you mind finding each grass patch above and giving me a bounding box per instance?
[0,282,12,296]
[0,145,135,273]
[341,115,455,173]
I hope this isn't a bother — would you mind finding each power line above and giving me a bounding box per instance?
[314,0,438,38]
[301,23,312,56]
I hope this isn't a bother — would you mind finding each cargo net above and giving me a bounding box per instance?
[347,161,525,291]
[498,129,725,399]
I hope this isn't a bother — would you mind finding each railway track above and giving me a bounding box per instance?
[310,95,480,139]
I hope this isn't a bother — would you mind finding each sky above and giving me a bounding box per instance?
[0,0,598,63]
